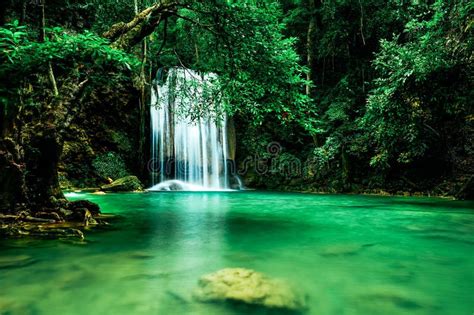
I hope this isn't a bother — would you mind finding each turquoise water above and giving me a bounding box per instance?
[1,192,473,315]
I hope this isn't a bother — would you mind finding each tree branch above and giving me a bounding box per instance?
[103,1,178,50]
[102,1,226,52]
[103,2,170,41]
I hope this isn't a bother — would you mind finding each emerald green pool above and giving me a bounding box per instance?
[1,192,473,315]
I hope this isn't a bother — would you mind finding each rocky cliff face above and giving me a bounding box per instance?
[58,78,143,189]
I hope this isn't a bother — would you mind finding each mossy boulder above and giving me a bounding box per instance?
[194,268,307,312]
[100,175,143,192]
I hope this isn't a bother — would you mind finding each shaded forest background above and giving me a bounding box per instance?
[1,0,472,200]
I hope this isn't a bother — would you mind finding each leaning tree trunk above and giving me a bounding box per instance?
[104,0,177,50]
[23,78,89,209]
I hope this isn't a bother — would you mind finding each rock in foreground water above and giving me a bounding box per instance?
[194,268,307,312]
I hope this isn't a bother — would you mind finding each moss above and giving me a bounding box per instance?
[92,152,130,181]
[100,175,143,192]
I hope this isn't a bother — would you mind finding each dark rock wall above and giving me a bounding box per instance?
[59,80,144,188]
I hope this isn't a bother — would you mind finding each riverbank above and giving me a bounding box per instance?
[2,184,469,241]
[244,175,473,200]
[0,198,114,240]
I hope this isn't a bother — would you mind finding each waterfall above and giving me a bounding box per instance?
[148,68,230,191]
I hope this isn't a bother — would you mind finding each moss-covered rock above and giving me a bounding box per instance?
[100,175,143,192]
[194,268,307,312]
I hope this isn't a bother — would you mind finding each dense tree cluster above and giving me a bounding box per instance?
[0,0,472,200]
[238,0,473,196]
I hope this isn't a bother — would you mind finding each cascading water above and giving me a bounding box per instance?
[148,67,230,191]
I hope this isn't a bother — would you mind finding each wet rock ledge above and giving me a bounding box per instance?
[0,198,112,240]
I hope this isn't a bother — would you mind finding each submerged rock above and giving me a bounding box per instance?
[126,251,155,260]
[0,255,36,269]
[194,268,307,312]
[0,223,85,239]
[319,244,362,257]
[101,176,143,192]
[0,298,38,315]
[352,285,435,314]
[319,243,376,257]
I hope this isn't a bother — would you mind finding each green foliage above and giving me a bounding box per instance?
[361,0,474,169]
[229,0,473,193]
[214,2,313,129]
[92,152,130,180]
[109,130,133,154]
[154,1,314,132]
[0,21,140,112]
[0,24,139,78]
[0,20,28,62]
[270,0,413,185]
[88,0,135,33]
[1,0,472,193]
[310,136,341,174]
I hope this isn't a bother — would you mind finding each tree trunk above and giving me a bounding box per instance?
[25,78,89,206]
[306,0,317,97]
[48,63,59,96]
[0,1,8,25]
[40,0,46,41]
[0,138,27,213]
[20,0,27,25]
[138,38,148,180]
[40,0,59,96]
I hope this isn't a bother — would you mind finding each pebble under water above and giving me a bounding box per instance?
[0,192,473,315]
